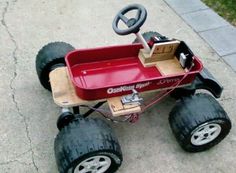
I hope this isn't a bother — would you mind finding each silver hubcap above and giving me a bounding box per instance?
[74,155,111,173]
[191,123,221,146]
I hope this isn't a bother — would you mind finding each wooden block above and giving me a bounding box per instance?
[150,40,180,56]
[138,40,180,66]
[156,57,185,76]
[107,97,141,117]
[49,67,104,107]
[138,51,157,67]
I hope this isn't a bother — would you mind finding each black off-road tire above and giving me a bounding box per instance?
[36,42,75,91]
[54,117,122,173]
[133,31,163,43]
[169,93,231,152]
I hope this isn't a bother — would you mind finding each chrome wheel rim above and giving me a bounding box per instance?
[74,155,111,173]
[191,123,221,146]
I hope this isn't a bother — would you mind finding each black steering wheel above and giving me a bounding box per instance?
[112,4,147,35]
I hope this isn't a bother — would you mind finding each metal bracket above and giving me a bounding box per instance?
[179,53,187,68]
[121,89,143,105]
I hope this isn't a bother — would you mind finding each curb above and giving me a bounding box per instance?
[164,0,236,72]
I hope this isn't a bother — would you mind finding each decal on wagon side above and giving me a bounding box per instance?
[107,82,151,94]
[156,78,181,86]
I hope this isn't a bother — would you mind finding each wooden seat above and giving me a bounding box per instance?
[156,57,185,75]
[138,40,185,75]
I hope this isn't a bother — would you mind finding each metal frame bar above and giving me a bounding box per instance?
[73,106,80,115]
[82,101,106,118]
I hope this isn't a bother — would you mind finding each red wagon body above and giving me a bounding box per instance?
[65,43,203,100]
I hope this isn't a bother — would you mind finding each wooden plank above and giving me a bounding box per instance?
[107,97,141,117]
[49,67,104,107]
[50,67,141,116]
[49,67,185,117]
[156,57,185,75]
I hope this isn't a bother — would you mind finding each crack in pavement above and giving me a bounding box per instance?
[0,159,32,166]
[0,138,51,169]
[1,1,39,172]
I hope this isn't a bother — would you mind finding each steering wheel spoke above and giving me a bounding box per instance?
[118,14,129,24]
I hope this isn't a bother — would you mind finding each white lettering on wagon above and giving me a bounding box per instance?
[156,78,180,85]
[107,82,150,94]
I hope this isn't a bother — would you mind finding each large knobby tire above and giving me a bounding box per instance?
[54,117,122,173]
[36,42,75,91]
[133,31,163,43]
[169,93,231,152]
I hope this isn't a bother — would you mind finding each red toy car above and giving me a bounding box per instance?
[36,4,231,173]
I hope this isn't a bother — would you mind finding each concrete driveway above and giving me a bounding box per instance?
[0,0,235,172]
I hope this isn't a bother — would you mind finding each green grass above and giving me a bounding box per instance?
[202,0,236,26]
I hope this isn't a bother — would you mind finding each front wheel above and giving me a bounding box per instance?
[169,93,231,152]
[54,117,122,173]
[73,153,113,173]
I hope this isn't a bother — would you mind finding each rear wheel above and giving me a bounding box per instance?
[54,117,122,173]
[35,42,75,91]
[169,93,231,152]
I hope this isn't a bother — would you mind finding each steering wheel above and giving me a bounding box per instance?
[112,4,147,35]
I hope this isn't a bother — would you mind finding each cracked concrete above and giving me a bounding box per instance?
[0,155,31,167]
[0,150,35,173]
[2,2,19,106]
[1,1,39,172]
[0,0,236,173]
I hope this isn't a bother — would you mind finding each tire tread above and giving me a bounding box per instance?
[54,118,122,173]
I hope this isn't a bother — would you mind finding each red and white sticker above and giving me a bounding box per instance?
[107,82,151,94]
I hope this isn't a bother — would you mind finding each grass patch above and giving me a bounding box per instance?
[202,0,236,26]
